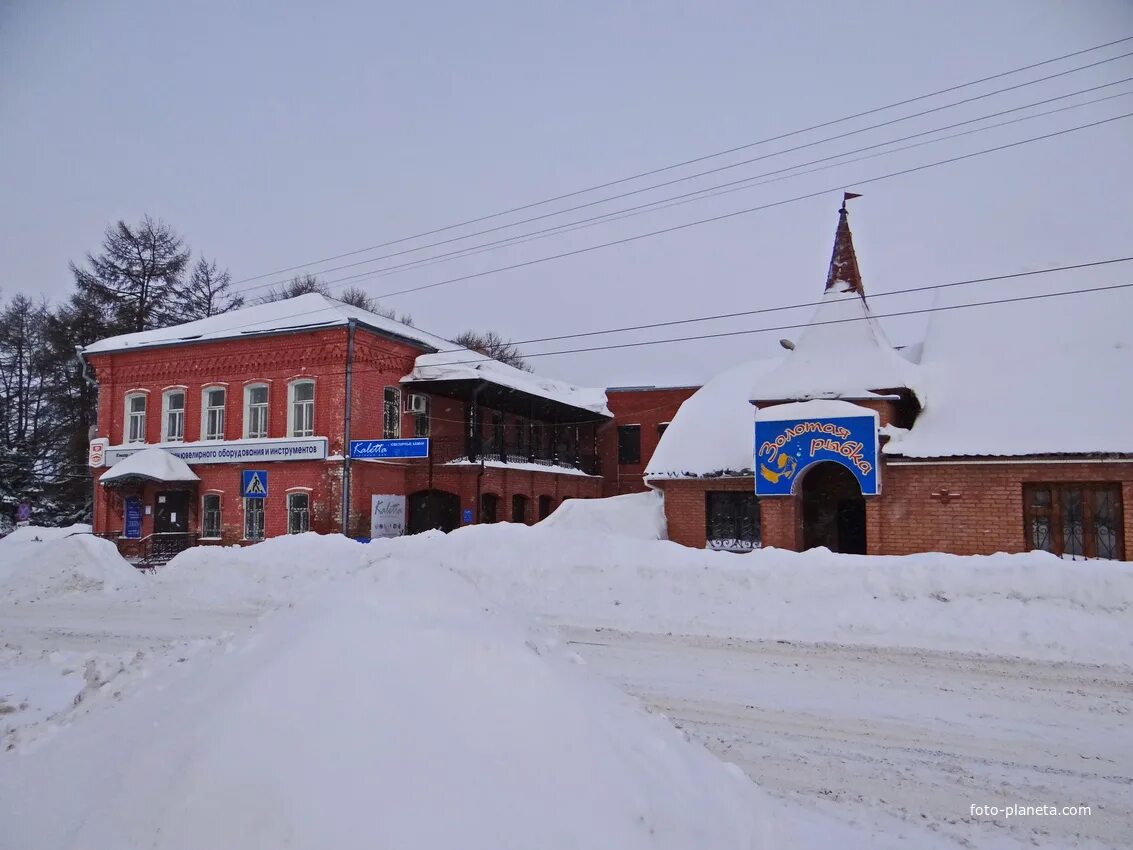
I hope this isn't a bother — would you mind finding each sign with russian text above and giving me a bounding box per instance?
[754,415,879,496]
[370,495,406,538]
[242,470,268,499]
[350,438,429,460]
[104,437,327,467]
[124,498,143,539]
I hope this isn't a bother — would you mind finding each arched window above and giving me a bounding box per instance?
[244,383,269,439]
[124,392,148,444]
[480,493,499,524]
[383,386,401,439]
[511,494,529,524]
[201,493,222,539]
[538,495,553,520]
[289,380,315,437]
[288,491,311,534]
[162,388,186,442]
[202,386,226,441]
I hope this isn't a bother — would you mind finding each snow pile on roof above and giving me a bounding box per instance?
[645,358,780,478]
[753,283,920,402]
[887,280,1133,457]
[755,398,879,422]
[83,293,460,355]
[0,530,142,603]
[1,561,791,850]
[417,524,1133,665]
[100,448,200,484]
[407,351,611,417]
[538,491,667,540]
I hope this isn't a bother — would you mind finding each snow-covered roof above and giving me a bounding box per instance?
[83,293,460,355]
[100,448,201,484]
[884,279,1133,458]
[644,357,781,479]
[755,399,879,422]
[406,352,611,417]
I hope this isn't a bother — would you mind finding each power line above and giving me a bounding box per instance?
[237,48,1133,296]
[229,35,1133,288]
[365,111,1133,300]
[297,82,1133,292]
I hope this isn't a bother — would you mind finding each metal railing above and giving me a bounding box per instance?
[96,531,198,570]
[425,436,600,476]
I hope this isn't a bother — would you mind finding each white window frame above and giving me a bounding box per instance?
[201,491,223,540]
[162,388,187,443]
[243,497,265,541]
[288,380,315,438]
[244,382,270,439]
[201,385,227,441]
[124,391,149,444]
[383,386,401,439]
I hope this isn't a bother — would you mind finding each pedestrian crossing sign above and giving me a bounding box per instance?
[242,470,268,498]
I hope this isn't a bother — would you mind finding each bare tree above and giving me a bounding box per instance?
[453,329,530,371]
[338,286,415,327]
[260,277,414,326]
[258,273,328,302]
[169,256,244,320]
[70,216,190,333]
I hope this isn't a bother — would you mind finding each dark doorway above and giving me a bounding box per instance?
[480,493,499,523]
[537,495,553,520]
[153,491,189,533]
[407,489,460,534]
[801,463,866,554]
[511,494,529,524]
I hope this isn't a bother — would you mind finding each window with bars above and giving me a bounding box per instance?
[290,381,314,437]
[244,498,265,541]
[1023,483,1124,560]
[163,390,185,442]
[288,492,310,534]
[201,494,222,539]
[203,387,226,440]
[126,394,147,443]
[383,387,401,439]
[245,384,269,438]
[705,491,761,552]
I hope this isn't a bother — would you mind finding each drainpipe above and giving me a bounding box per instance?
[340,320,357,537]
[470,382,484,523]
[75,347,98,522]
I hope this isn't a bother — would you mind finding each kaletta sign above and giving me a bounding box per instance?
[754,414,879,496]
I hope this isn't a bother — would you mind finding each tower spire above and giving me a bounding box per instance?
[825,192,865,299]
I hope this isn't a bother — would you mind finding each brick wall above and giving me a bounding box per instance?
[654,477,751,549]
[602,387,699,496]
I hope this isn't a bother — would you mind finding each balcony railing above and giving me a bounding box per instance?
[425,436,601,476]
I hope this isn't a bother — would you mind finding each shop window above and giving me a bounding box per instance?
[618,425,641,464]
[383,386,401,439]
[202,387,226,440]
[289,380,315,437]
[201,494,222,539]
[512,494,529,524]
[288,492,310,534]
[705,491,760,552]
[480,493,499,523]
[244,498,265,541]
[125,393,147,443]
[538,495,553,520]
[162,389,185,442]
[1024,483,1124,560]
[245,384,269,439]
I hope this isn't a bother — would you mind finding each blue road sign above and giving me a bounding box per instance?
[754,414,879,496]
[462,508,474,524]
[350,438,430,460]
[124,498,143,538]
[242,470,268,498]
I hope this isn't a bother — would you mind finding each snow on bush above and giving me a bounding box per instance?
[0,528,141,603]
[538,491,667,540]
[0,564,790,850]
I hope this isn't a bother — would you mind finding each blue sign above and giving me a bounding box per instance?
[462,508,473,524]
[350,438,430,460]
[754,415,879,496]
[242,470,268,499]
[124,497,143,539]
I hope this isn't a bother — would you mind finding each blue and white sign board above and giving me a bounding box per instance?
[754,415,879,496]
[242,470,268,499]
[350,438,430,460]
[124,497,143,539]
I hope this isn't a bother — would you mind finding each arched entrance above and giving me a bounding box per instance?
[407,489,460,534]
[800,462,866,554]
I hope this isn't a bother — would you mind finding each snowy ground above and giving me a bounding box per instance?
[1,515,1130,848]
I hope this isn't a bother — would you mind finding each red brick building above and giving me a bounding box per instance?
[647,201,1132,560]
[83,296,612,560]
[601,386,698,497]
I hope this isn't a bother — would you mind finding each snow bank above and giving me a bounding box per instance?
[412,525,1133,665]
[539,491,667,540]
[0,530,142,603]
[0,564,789,850]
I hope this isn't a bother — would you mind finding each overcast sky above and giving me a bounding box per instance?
[3,0,1132,387]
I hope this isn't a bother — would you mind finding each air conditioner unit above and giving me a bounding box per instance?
[407,393,428,414]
